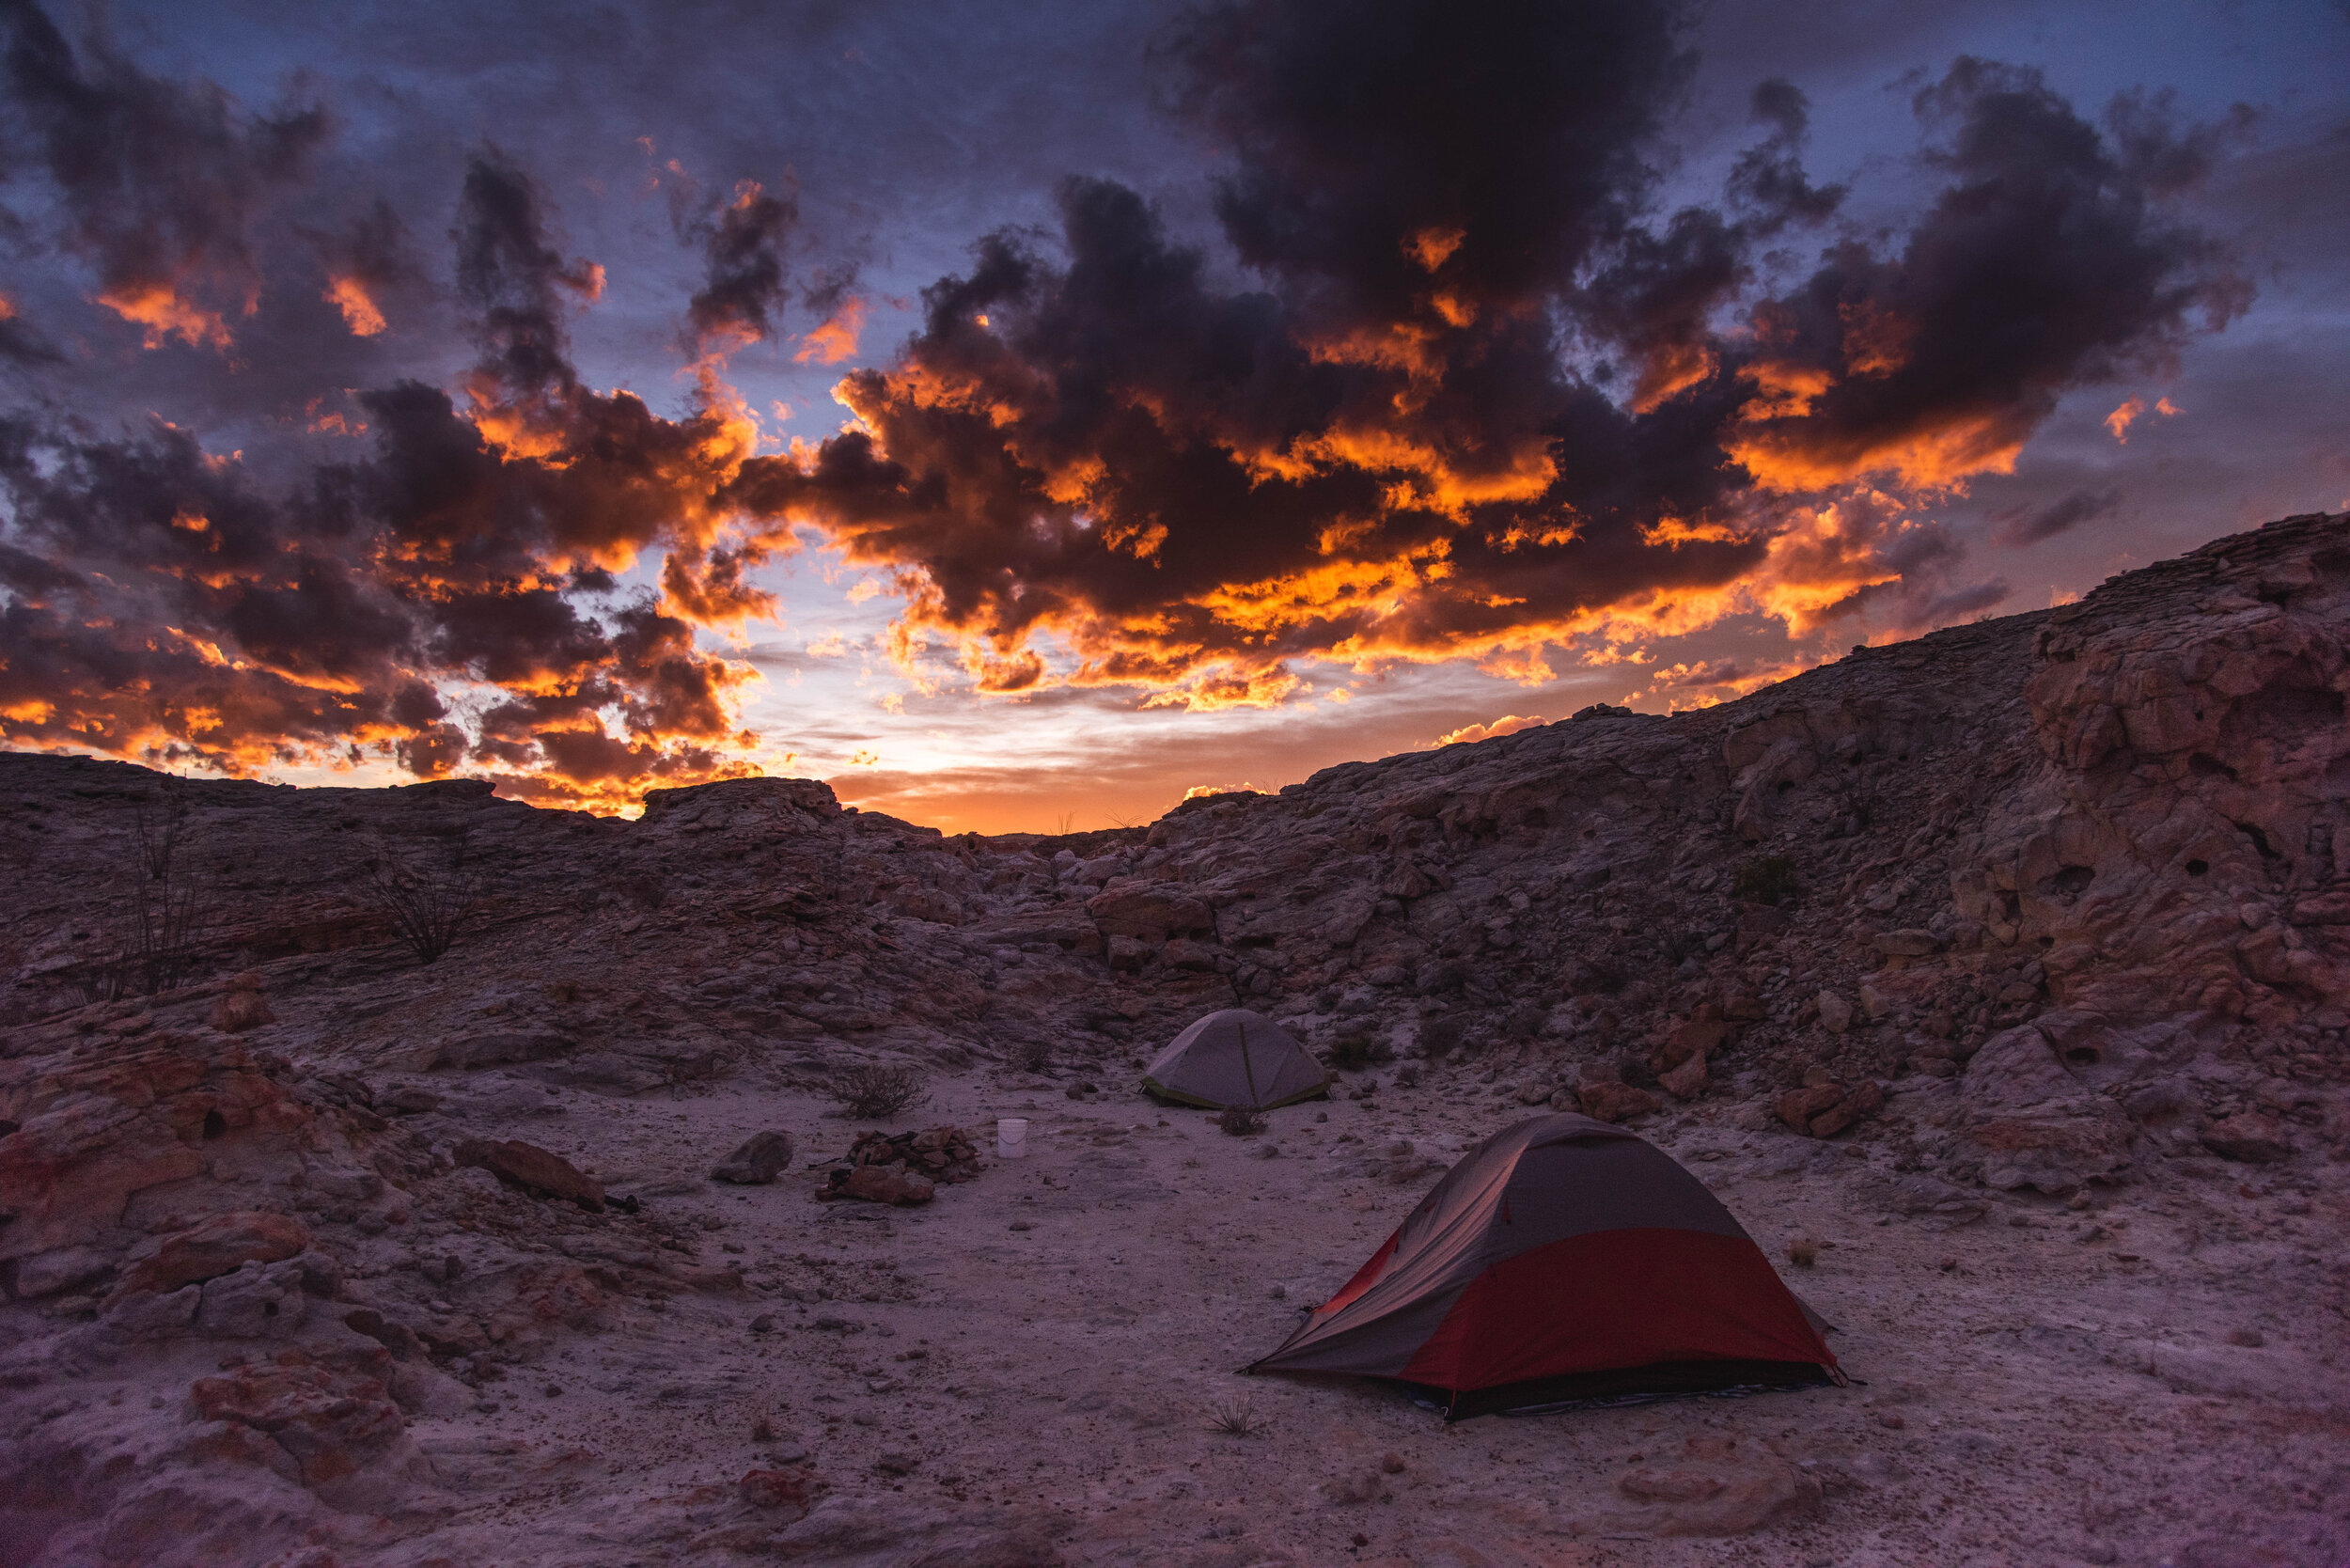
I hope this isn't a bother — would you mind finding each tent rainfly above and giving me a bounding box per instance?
[1247,1112,1841,1419]
[1141,1009,1330,1111]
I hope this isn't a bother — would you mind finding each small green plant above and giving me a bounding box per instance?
[1731,855,1798,907]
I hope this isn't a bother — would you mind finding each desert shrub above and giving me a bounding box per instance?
[830,1064,928,1120]
[71,789,210,1003]
[368,836,478,964]
[1324,1030,1391,1072]
[1216,1106,1266,1137]
[1009,1037,1053,1074]
[1731,855,1798,906]
[1787,1234,1819,1268]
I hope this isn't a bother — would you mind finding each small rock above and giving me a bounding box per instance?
[713,1130,796,1184]
[1658,1053,1708,1101]
[2228,1327,2265,1347]
[750,1314,777,1334]
[1873,929,1942,956]
[1577,1081,1661,1124]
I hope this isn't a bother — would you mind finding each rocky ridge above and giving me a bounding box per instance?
[0,511,2346,1566]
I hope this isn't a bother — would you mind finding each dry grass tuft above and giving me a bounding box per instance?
[1204,1394,1262,1436]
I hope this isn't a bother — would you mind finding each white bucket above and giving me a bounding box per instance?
[995,1117,1030,1160]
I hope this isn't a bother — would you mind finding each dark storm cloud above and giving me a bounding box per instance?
[1729,59,2249,490]
[1991,485,2122,546]
[1727,80,1846,228]
[1155,0,1699,322]
[455,153,604,399]
[0,0,329,349]
[0,306,59,364]
[719,4,2242,706]
[680,178,800,356]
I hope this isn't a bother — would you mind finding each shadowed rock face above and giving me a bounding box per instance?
[0,513,2346,1565]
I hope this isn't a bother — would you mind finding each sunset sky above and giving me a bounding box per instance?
[0,0,2344,832]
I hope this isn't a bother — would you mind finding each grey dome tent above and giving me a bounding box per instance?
[1142,1009,1330,1110]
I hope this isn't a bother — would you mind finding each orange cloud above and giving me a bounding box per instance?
[324,274,387,336]
[1434,713,1543,746]
[95,283,234,351]
[796,297,868,365]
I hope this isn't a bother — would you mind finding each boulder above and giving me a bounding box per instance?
[1575,1081,1660,1123]
[1658,1053,1709,1101]
[1950,1025,2134,1193]
[0,1038,313,1264]
[187,1348,408,1504]
[822,1165,936,1206]
[114,1212,311,1300]
[1873,929,1943,957]
[2201,1112,2292,1164]
[1086,886,1213,942]
[453,1138,604,1210]
[1816,992,1854,1033]
[713,1130,796,1184]
[1773,1079,1883,1138]
[1654,1015,1728,1070]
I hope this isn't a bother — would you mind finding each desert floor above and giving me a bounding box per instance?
[343,1058,2349,1568]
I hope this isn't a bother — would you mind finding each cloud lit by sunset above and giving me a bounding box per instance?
[0,0,2341,833]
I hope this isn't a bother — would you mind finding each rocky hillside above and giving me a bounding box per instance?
[2,511,2346,1566]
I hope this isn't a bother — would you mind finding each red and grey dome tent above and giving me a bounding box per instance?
[1248,1113,1840,1419]
[1142,1009,1330,1110]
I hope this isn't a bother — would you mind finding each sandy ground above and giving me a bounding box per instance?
[360,1060,2350,1568]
